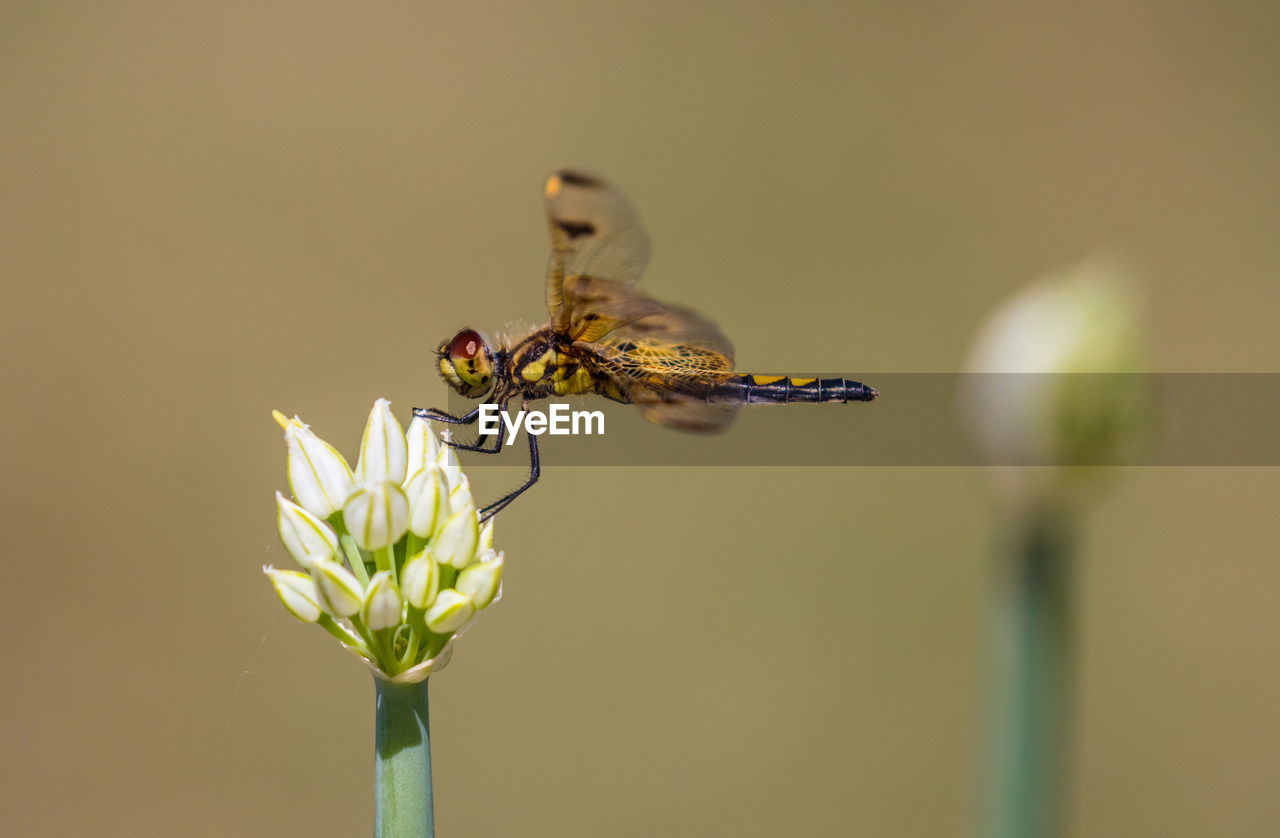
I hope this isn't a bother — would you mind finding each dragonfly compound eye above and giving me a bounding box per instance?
[439,328,494,397]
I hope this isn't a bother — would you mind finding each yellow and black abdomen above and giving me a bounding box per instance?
[706,374,877,404]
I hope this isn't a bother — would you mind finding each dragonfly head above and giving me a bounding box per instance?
[438,328,496,398]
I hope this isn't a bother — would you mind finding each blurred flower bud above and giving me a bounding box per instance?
[961,254,1152,507]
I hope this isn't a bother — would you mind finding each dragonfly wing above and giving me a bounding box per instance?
[574,284,740,433]
[544,171,651,332]
[563,276,735,360]
[629,389,740,433]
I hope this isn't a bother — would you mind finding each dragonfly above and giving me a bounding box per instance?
[413,170,877,520]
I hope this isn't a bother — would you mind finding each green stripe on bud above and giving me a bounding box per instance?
[312,557,364,617]
[428,508,480,569]
[436,435,461,487]
[448,471,476,519]
[404,415,440,482]
[361,571,404,631]
[264,566,322,623]
[456,551,503,609]
[275,492,340,568]
[343,481,410,551]
[275,411,354,518]
[404,464,447,538]
[424,589,475,634]
[355,398,408,485]
[401,551,440,609]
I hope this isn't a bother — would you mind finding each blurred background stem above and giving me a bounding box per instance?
[984,507,1078,838]
[375,677,435,838]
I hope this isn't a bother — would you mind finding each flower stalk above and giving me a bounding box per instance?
[962,255,1152,838]
[985,507,1077,838]
[375,677,435,838]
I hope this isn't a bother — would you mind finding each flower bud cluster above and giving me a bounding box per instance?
[264,399,505,680]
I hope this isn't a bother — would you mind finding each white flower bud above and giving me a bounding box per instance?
[355,398,408,485]
[404,464,448,538]
[311,557,364,617]
[343,481,410,551]
[361,571,403,631]
[264,566,322,623]
[275,492,340,568]
[274,411,354,518]
[448,471,476,519]
[478,518,494,553]
[436,434,461,487]
[401,551,440,609]
[455,551,503,609]
[424,589,475,634]
[428,508,480,569]
[404,416,440,484]
[962,254,1150,506]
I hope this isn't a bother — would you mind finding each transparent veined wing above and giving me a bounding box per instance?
[543,171,651,332]
[570,279,740,433]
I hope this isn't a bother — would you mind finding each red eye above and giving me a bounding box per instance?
[449,329,483,359]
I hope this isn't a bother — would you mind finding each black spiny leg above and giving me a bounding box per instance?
[478,419,541,522]
[438,397,509,455]
[413,403,505,454]
[415,402,542,520]
[412,405,483,425]
[444,431,503,455]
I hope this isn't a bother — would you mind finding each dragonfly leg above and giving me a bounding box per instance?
[412,406,482,425]
[478,423,541,522]
[439,397,509,454]
[444,430,503,455]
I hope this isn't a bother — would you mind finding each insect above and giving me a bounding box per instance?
[414,171,876,520]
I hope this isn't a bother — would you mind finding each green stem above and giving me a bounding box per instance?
[401,607,426,668]
[340,534,371,587]
[376,545,397,584]
[438,564,457,592]
[374,676,434,838]
[316,614,368,653]
[984,508,1077,838]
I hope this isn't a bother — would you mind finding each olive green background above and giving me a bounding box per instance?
[3,3,1278,836]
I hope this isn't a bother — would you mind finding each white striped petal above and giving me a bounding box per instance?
[275,492,340,567]
[275,411,354,518]
[404,416,440,485]
[355,399,408,485]
[343,481,410,550]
